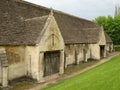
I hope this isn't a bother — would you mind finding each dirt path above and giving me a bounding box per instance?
[27,52,120,90]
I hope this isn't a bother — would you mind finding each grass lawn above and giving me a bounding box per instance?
[42,54,120,90]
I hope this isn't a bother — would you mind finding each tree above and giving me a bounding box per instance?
[93,16,107,27]
[93,16,120,45]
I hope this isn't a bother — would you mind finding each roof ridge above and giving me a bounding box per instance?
[53,9,97,25]
[17,0,98,26]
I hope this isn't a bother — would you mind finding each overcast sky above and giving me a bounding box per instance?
[25,0,120,20]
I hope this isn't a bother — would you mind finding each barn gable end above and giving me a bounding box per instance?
[24,12,64,82]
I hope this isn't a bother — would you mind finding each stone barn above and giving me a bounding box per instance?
[0,0,113,87]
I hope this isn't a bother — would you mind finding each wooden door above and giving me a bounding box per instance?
[44,51,60,77]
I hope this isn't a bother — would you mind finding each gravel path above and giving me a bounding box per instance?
[27,52,120,90]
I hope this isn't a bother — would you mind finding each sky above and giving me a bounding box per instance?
[25,0,120,20]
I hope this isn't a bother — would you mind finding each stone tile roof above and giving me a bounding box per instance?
[0,0,49,45]
[82,28,101,43]
[17,0,101,44]
[53,11,100,43]
[104,32,113,43]
[0,15,48,45]
[0,0,112,45]
[23,16,48,45]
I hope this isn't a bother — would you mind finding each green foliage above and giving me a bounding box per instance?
[42,55,120,90]
[93,16,107,26]
[93,16,120,45]
[115,45,120,51]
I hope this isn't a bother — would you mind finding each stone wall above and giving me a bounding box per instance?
[25,46,39,81]
[77,44,84,62]
[99,28,106,45]
[89,44,100,60]
[5,46,25,80]
[65,44,75,65]
[65,44,93,66]
[106,43,114,54]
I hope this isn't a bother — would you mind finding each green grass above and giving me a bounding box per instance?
[115,45,120,51]
[42,55,120,90]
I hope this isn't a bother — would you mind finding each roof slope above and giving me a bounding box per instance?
[0,0,24,45]
[63,28,100,44]
[53,11,100,43]
[104,32,113,43]
[23,16,48,45]
[0,0,112,45]
[0,15,48,45]
[82,28,101,43]
[0,0,49,45]
[16,0,101,44]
